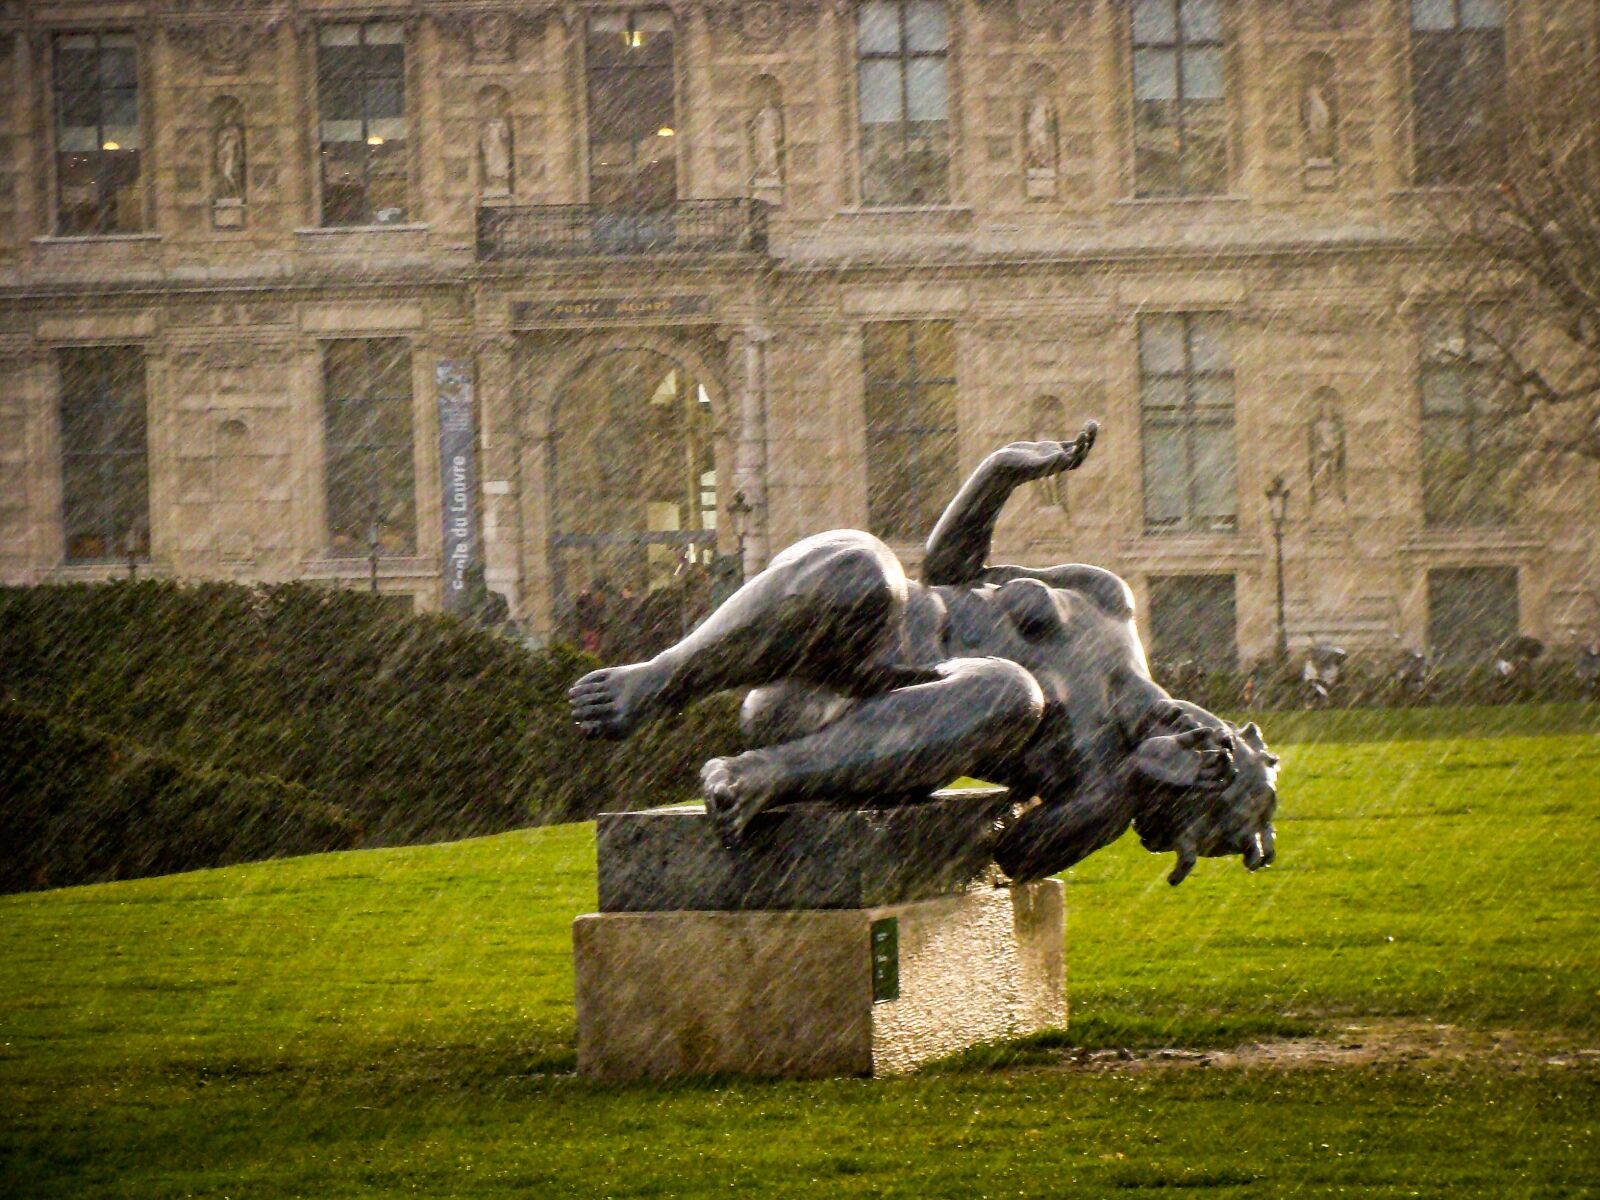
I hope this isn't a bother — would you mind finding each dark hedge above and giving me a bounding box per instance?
[0,581,741,848]
[0,702,362,893]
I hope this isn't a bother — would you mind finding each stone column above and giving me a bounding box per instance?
[141,342,175,572]
[728,325,772,575]
[14,346,56,581]
[475,333,521,615]
[680,3,712,198]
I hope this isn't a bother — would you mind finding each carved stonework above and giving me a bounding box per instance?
[742,1,783,45]
[472,11,514,63]
[1290,0,1359,31]
[169,20,275,75]
[1016,0,1057,31]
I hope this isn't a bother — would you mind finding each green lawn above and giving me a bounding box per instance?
[3,706,1598,1198]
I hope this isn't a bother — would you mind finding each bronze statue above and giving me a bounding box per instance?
[571,423,1279,886]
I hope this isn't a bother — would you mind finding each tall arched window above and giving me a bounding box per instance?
[1410,0,1506,186]
[864,321,957,541]
[1130,0,1227,196]
[53,31,143,234]
[857,0,950,205]
[587,10,677,210]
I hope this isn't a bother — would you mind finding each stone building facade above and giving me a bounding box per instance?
[1,0,1597,666]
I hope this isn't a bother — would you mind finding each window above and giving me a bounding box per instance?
[58,347,148,563]
[587,11,677,211]
[1139,313,1236,533]
[1410,0,1505,185]
[53,32,142,234]
[1419,310,1510,526]
[864,321,956,542]
[1427,565,1517,665]
[317,22,407,226]
[857,0,950,205]
[1131,0,1228,196]
[1147,574,1237,669]
[322,339,416,556]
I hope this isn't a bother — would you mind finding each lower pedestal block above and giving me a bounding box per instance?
[573,879,1065,1081]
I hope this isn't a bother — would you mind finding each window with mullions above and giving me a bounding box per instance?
[1139,314,1237,533]
[58,347,149,563]
[857,0,950,206]
[1410,0,1506,186]
[1131,0,1228,197]
[53,32,142,235]
[864,321,956,542]
[587,11,677,211]
[322,339,416,557]
[317,23,407,226]
[1419,310,1511,527]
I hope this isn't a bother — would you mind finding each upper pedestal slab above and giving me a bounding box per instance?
[596,788,1014,913]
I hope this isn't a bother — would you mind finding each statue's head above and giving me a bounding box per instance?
[1133,718,1280,886]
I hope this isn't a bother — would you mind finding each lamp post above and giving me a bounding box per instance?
[727,489,753,586]
[1265,474,1290,660]
[367,515,382,596]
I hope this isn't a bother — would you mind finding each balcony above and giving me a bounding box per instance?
[477,200,769,261]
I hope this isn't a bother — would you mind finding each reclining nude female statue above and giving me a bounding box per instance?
[570,423,1279,886]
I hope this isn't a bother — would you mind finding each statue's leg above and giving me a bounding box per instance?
[571,531,912,738]
[702,657,1045,845]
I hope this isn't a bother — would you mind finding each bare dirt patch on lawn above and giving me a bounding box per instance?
[1053,1019,1600,1075]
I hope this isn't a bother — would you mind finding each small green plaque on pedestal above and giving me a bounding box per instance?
[871,917,899,1002]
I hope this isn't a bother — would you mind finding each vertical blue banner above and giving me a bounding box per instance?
[436,361,479,614]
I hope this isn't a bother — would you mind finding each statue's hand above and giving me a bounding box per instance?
[1135,697,1208,740]
[988,421,1098,484]
[1133,727,1235,791]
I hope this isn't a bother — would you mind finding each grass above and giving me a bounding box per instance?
[2,704,1598,1197]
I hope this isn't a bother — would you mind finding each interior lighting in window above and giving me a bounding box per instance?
[367,135,385,145]
[656,126,675,137]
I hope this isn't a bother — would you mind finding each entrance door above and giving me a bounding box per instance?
[550,349,719,657]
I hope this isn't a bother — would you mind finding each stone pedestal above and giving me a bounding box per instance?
[574,795,1067,1081]
[596,788,1012,912]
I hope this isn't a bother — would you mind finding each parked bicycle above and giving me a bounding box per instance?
[1301,643,1348,708]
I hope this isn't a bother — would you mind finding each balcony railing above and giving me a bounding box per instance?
[477,199,769,261]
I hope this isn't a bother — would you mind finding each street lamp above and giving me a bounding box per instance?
[1265,474,1291,660]
[727,489,753,586]
[367,513,382,596]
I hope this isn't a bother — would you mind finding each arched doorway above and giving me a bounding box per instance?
[549,348,724,658]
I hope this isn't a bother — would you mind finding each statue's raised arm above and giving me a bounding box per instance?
[922,421,1098,586]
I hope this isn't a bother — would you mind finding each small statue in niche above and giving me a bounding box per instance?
[751,100,783,189]
[215,119,245,201]
[1307,391,1346,506]
[1023,94,1058,198]
[480,113,513,198]
[1301,65,1336,164]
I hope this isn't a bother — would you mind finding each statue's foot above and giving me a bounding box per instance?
[568,661,673,739]
[702,752,785,848]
